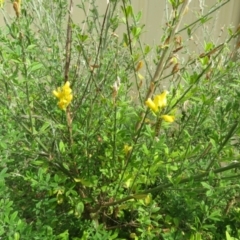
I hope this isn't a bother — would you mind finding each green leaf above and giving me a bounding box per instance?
[62,162,69,171]
[59,140,65,153]
[168,0,176,7]
[123,33,129,46]
[77,34,88,42]
[190,233,202,240]
[109,231,118,240]
[121,5,133,19]
[134,11,142,22]
[142,143,150,155]
[0,168,8,182]
[131,26,142,39]
[201,182,212,190]
[204,41,214,52]
[75,202,84,218]
[206,190,213,197]
[74,178,95,187]
[144,45,151,55]
[208,211,221,221]
[26,44,37,51]
[32,160,45,166]
[133,194,148,200]
[10,211,18,222]
[56,230,69,240]
[226,231,233,240]
[39,122,50,134]
[14,232,20,240]
[28,62,44,73]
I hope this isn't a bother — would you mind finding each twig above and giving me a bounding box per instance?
[64,0,73,83]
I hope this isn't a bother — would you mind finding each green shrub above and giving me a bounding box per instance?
[0,0,240,239]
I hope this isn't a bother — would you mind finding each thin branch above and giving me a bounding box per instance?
[64,0,73,83]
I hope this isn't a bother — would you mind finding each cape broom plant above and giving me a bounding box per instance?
[0,0,240,239]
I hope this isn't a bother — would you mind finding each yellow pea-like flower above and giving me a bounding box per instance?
[0,0,4,8]
[124,144,132,155]
[153,91,168,109]
[145,98,158,112]
[161,115,175,123]
[145,91,168,112]
[53,81,73,111]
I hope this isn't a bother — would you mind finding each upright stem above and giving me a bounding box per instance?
[18,22,34,133]
[64,0,73,83]
[65,0,74,146]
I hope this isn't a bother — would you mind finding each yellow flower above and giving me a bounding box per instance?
[137,73,144,80]
[0,0,4,8]
[145,98,158,112]
[154,91,168,108]
[145,194,151,205]
[124,144,132,155]
[53,81,73,110]
[145,91,168,112]
[161,115,175,122]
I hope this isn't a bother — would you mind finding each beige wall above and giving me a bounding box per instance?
[1,0,239,47]
[71,1,239,45]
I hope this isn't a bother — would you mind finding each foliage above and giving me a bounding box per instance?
[0,0,240,239]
